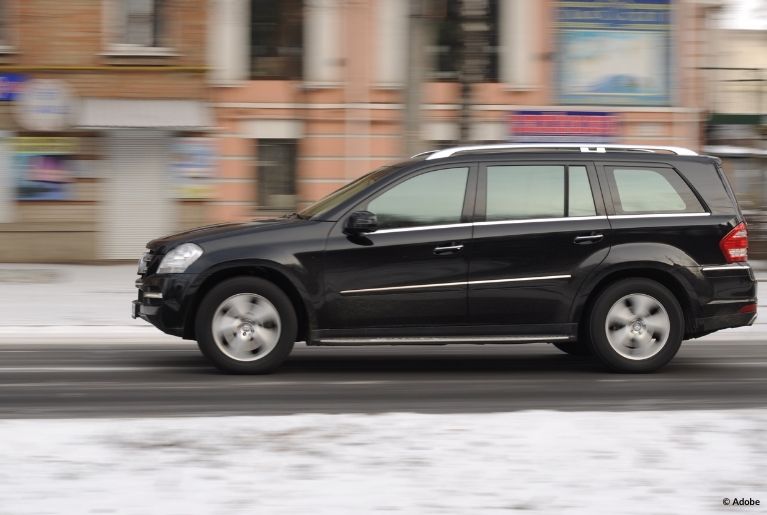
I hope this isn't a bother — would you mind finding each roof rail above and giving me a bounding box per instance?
[421,144,698,160]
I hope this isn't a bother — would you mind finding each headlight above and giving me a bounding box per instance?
[158,243,203,274]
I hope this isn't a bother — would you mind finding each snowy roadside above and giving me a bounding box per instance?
[1,410,765,515]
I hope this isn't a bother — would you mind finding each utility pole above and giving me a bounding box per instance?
[458,0,489,143]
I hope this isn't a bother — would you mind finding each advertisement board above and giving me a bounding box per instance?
[508,111,620,142]
[172,138,216,199]
[557,0,672,106]
[13,137,77,201]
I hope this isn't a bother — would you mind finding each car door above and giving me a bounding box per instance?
[468,160,611,332]
[320,163,477,333]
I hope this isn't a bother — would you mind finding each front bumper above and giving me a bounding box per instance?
[133,273,200,338]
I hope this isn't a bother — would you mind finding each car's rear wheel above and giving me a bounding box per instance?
[588,278,683,373]
[195,277,296,374]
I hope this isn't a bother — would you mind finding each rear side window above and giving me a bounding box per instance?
[485,165,596,220]
[608,167,704,214]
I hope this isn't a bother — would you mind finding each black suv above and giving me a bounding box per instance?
[133,144,757,374]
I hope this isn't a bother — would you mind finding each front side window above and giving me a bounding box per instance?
[367,167,469,229]
[116,0,164,47]
[609,167,704,214]
[485,164,597,220]
[250,0,303,79]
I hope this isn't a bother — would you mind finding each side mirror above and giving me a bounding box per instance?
[345,210,378,234]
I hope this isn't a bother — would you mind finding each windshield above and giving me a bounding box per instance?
[298,165,398,219]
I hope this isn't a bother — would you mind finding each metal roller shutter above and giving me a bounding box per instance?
[100,130,176,259]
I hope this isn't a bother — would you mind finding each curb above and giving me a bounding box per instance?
[0,326,180,344]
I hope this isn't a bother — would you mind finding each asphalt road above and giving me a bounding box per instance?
[0,339,765,418]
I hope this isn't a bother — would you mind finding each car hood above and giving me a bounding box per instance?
[146,218,306,253]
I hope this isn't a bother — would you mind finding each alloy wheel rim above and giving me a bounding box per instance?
[604,293,670,361]
[212,293,282,362]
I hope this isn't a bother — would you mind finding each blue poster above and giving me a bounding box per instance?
[0,73,26,101]
[557,0,671,106]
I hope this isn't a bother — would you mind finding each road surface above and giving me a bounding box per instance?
[0,339,765,418]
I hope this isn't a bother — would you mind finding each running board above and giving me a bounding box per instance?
[315,335,572,346]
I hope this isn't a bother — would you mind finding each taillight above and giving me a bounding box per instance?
[720,222,749,263]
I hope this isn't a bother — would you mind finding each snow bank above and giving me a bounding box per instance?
[0,410,764,514]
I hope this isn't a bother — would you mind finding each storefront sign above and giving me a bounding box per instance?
[508,111,620,142]
[0,73,26,101]
[557,0,671,106]
[172,138,216,199]
[15,79,77,131]
[13,136,77,201]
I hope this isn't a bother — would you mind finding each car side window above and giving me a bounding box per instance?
[608,167,704,214]
[366,167,469,230]
[485,164,596,220]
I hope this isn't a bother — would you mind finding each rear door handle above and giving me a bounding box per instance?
[574,234,604,244]
[433,244,464,255]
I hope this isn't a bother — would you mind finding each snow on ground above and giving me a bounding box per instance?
[0,411,765,515]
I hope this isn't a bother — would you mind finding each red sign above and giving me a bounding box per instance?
[509,111,620,142]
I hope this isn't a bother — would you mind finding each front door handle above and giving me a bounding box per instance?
[574,234,604,244]
[433,244,464,255]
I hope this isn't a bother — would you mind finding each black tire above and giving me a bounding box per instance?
[552,341,593,356]
[588,278,684,373]
[195,277,297,374]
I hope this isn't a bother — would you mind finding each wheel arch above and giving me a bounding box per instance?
[183,262,313,343]
[573,266,697,338]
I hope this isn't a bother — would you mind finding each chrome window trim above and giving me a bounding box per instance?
[608,213,711,219]
[371,213,714,234]
[701,264,751,272]
[142,292,163,299]
[340,275,571,295]
[476,216,607,227]
[375,222,473,234]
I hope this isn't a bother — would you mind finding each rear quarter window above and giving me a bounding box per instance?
[607,166,705,214]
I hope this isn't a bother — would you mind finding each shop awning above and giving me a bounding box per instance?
[77,99,212,130]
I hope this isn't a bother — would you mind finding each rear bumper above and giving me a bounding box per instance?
[692,311,756,337]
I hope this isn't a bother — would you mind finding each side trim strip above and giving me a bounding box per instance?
[318,335,572,344]
[707,298,754,305]
[701,264,751,272]
[469,275,571,286]
[340,275,571,295]
[142,292,163,299]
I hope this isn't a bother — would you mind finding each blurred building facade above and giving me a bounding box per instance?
[208,0,713,223]
[0,0,724,261]
[0,0,209,261]
[702,25,767,255]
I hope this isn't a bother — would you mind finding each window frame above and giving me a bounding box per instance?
[249,0,304,80]
[475,160,605,223]
[103,0,175,57]
[351,162,479,231]
[256,139,298,211]
[601,163,708,216]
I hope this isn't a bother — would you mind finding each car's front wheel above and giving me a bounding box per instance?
[588,278,684,373]
[195,277,297,374]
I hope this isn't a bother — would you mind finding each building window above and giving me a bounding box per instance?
[430,0,499,82]
[108,0,166,51]
[257,140,297,210]
[0,0,9,47]
[250,0,303,80]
